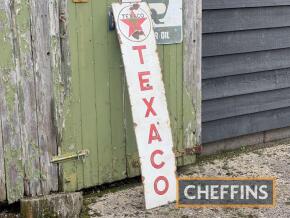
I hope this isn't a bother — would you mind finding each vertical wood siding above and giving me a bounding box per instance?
[183,0,202,165]
[14,0,40,197]
[0,0,59,203]
[0,0,24,203]
[202,0,290,143]
[60,0,201,191]
[0,0,201,201]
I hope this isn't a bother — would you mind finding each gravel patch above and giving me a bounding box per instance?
[85,144,290,218]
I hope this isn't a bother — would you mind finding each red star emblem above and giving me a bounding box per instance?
[121,14,147,37]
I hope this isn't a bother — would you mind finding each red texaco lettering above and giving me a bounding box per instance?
[148,123,162,144]
[138,71,153,91]
[133,45,146,64]
[150,149,165,169]
[143,97,157,118]
[154,176,169,196]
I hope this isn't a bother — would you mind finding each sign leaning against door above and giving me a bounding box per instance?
[112,1,177,209]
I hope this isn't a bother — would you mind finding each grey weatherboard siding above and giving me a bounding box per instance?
[202,0,290,143]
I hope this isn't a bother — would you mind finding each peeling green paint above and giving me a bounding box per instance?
[25,143,41,180]
[3,80,17,119]
[18,84,25,123]
[0,8,14,68]
[0,0,24,202]
[4,145,24,203]
[183,88,198,147]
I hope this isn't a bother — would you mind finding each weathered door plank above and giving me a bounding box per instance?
[61,0,83,192]
[176,44,184,166]
[125,88,140,177]
[14,0,41,197]
[163,45,180,164]
[0,0,24,203]
[92,0,113,185]
[76,1,99,188]
[30,0,58,193]
[107,0,127,183]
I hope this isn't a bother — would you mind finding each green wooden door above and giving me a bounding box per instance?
[60,0,199,192]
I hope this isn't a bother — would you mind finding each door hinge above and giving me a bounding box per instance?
[51,149,89,164]
[175,145,203,157]
[194,145,203,154]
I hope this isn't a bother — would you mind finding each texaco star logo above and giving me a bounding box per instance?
[118,4,152,42]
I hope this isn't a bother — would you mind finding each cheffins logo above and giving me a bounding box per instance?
[177,177,276,208]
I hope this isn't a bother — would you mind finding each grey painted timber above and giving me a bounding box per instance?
[203,6,290,33]
[203,88,290,122]
[203,0,290,10]
[203,68,290,100]
[202,1,290,143]
[203,49,290,79]
[203,107,290,143]
[203,27,290,57]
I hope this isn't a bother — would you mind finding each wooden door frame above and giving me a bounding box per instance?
[183,0,202,152]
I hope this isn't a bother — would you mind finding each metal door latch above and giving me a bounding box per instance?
[72,0,89,3]
[51,149,89,164]
[109,9,116,31]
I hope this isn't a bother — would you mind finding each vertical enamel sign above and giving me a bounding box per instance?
[112,2,177,209]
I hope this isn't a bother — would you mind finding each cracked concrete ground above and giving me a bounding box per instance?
[84,143,290,218]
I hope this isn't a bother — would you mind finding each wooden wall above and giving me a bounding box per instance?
[0,0,201,203]
[202,0,290,143]
[0,0,59,203]
[59,0,201,192]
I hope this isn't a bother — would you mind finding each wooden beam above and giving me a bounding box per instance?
[183,0,202,164]
[30,0,58,193]
[14,0,41,197]
[0,0,24,203]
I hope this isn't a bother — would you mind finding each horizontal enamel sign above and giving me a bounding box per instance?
[112,1,177,209]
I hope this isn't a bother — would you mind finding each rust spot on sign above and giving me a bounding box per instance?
[141,176,145,182]
[131,4,140,10]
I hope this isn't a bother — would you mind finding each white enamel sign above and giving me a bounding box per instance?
[112,2,177,209]
[122,0,183,44]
